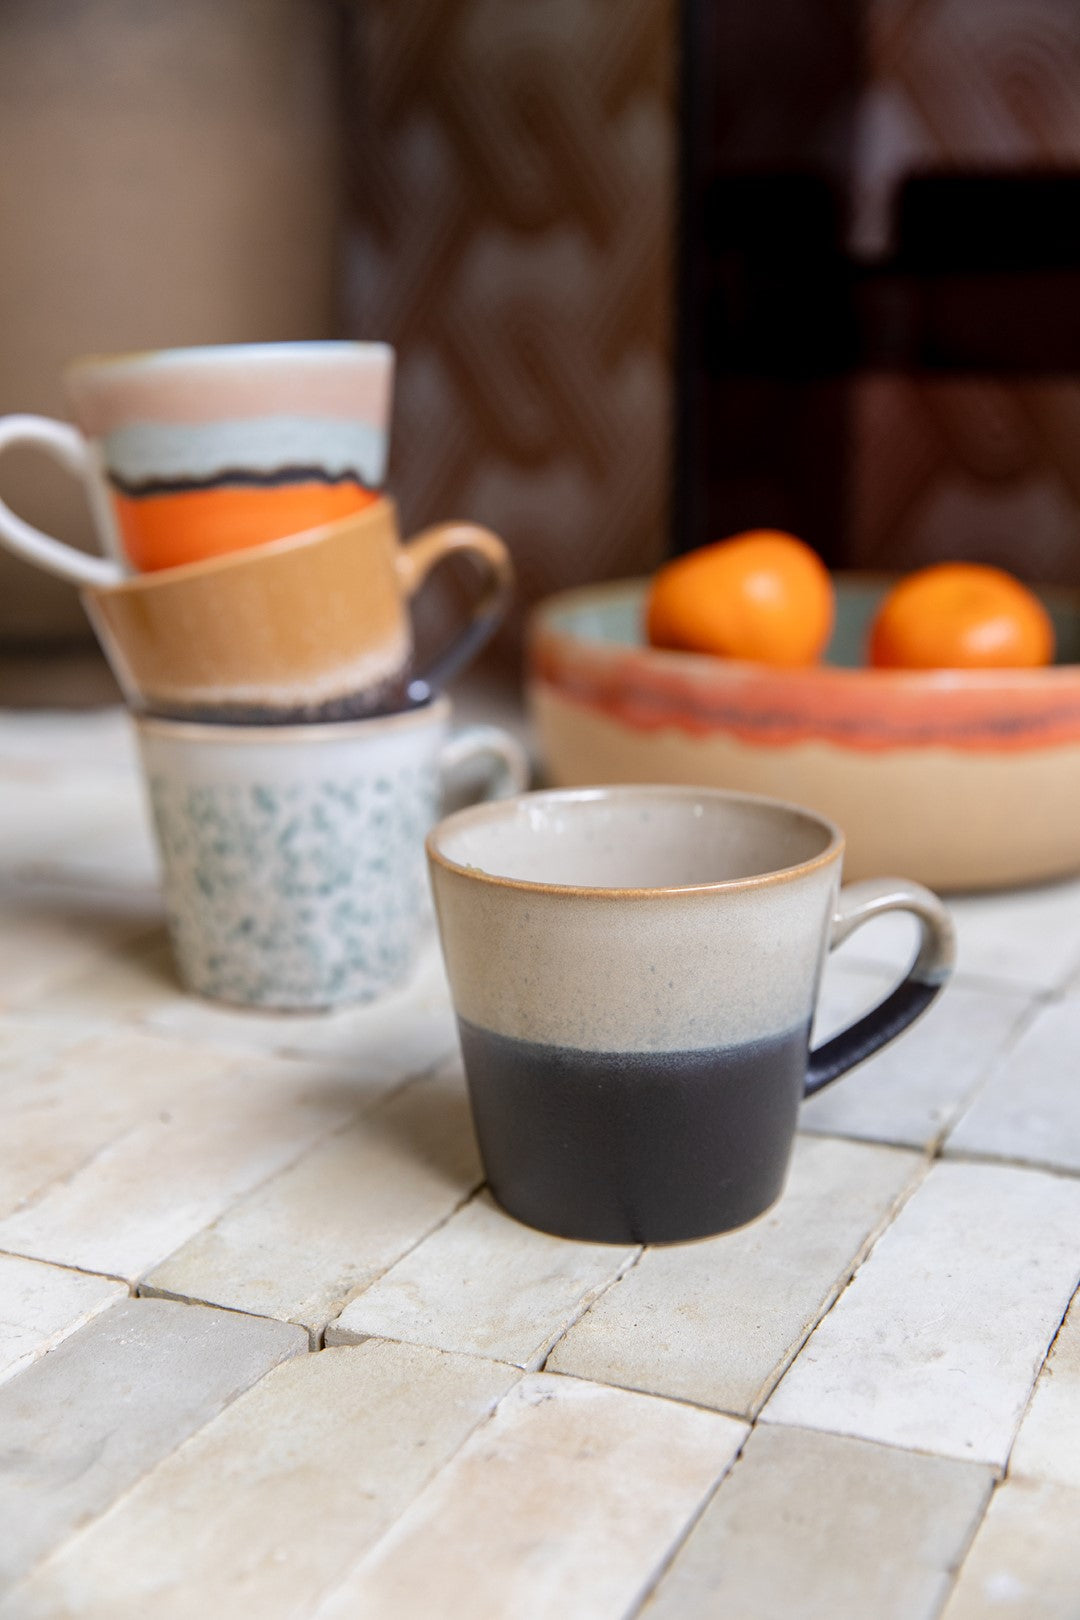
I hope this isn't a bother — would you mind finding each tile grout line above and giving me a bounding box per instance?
[748,1146,936,1419]
[126,1050,463,1312]
[0,1248,131,1290]
[316,1176,487,1349]
[925,1463,1001,1620]
[999,1274,1080,1486]
[622,1424,755,1619]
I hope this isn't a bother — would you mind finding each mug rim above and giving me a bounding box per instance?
[65,341,394,384]
[81,495,394,600]
[134,691,451,747]
[426,784,845,898]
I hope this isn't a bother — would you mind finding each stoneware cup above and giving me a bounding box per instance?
[83,496,513,723]
[137,697,529,1010]
[0,341,394,585]
[427,784,955,1244]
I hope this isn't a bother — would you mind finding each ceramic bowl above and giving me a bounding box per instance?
[527,575,1080,891]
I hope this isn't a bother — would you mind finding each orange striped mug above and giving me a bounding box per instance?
[0,342,394,587]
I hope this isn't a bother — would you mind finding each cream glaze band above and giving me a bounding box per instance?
[427,789,844,1053]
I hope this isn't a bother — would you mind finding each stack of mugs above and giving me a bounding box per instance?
[0,342,527,1010]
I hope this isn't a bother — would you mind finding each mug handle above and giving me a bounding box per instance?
[439,724,530,804]
[0,415,123,587]
[396,522,514,703]
[805,878,956,1096]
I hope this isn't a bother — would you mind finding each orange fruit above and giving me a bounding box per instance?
[868,563,1055,670]
[646,530,834,666]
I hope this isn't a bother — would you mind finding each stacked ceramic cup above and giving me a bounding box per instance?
[0,342,527,1009]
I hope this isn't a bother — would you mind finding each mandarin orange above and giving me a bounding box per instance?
[645,530,834,666]
[868,563,1055,670]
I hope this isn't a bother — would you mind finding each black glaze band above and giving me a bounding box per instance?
[804,976,942,1096]
[406,582,513,707]
[107,466,374,498]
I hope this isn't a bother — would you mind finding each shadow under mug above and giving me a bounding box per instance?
[85,497,513,723]
[137,697,529,1010]
[427,784,955,1245]
[0,340,394,586]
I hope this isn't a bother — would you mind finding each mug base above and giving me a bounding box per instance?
[458,1019,808,1247]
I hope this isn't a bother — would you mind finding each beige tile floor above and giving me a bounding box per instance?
[1,705,1079,1618]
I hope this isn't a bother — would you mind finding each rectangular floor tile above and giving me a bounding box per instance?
[327,1190,638,1367]
[763,1160,1080,1464]
[943,878,1080,992]
[0,777,144,870]
[0,878,158,1008]
[644,1423,994,1620]
[945,999,1080,1175]
[1008,1288,1080,1488]
[0,1295,304,1593]
[0,1028,241,1221]
[143,1064,482,1335]
[804,965,1032,1149]
[140,941,457,1069]
[3,1340,517,1620]
[14,932,184,1033]
[0,1047,364,1280]
[939,1478,1080,1620]
[547,1135,921,1416]
[0,1254,126,1385]
[311,1373,747,1620]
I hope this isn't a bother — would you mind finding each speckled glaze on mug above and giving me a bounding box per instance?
[138,698,528,1010]
[427,786,955,1244]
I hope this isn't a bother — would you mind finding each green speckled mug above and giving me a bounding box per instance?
[136,697,528,1009]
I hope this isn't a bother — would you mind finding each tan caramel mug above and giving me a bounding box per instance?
[83,496,513,723]
[0,342,395,585]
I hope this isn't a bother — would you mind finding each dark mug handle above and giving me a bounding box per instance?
[806,878,956,1096]
[395,521,514,705]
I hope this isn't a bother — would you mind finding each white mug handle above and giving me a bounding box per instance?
[0,415,124,587]
[439,724,530,803]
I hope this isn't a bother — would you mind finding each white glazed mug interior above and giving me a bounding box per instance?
[428,785,841,891]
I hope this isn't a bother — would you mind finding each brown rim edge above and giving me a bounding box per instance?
[425,784,846,899]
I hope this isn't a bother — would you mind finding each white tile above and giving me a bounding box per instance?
[312,1373,747,1620]
[645,1423,994,1620]
[763,1160,1080,1464]
[0,1295,305,1593]
[940,1478,1080,1620]
[0,879,159,1008]
[0,708,136,776]
[0,1027,241,1220]
[143,1063,482,1334]
[0,1254,126,1385]
[547,1135,922,1416]
[327,1190,637,1367]
[0,778,143,871]
[1009,1288,1080,1488]
[943,878,1080,992]
[805,964,1032,1149]
[11,932,184,1033]
[3,1340,517,1620]
[0,1046,367,1280]
[141,941,458,1070]
[946,999,1080,1175]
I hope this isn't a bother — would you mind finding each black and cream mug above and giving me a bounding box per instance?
[426,785,955,1245]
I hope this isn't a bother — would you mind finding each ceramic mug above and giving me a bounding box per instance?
[427,785,955,1244]
[137,697,529,1010]
[0,341,394,586]
[85,496,513,723]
